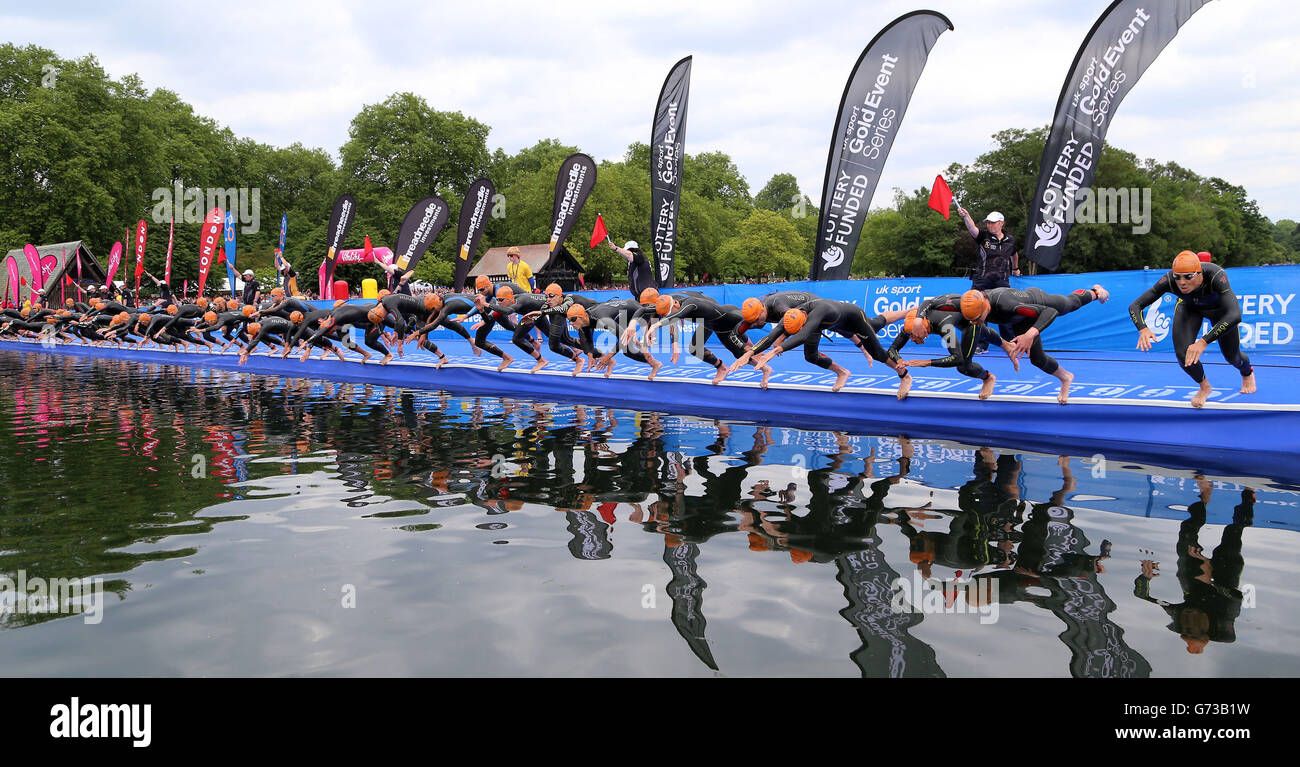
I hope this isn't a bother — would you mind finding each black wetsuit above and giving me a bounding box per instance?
[734,291,820,354]
[656,292,748,368]
[964,287,1098,375]
[306,304,389,356]
[1128,263,1251,382]
[565,298,661,365]
[244,316,293,354]
[887,293,1000,380]
[414,294,504,358]
[627,250,655,298]
[774,299,898,372]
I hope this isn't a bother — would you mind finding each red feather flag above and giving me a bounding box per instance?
[589,214,608,249]
[928,175,954,219]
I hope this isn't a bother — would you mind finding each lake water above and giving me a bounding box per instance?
[0,350,1296,677]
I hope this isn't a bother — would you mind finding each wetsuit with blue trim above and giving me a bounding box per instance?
[1127,262,1251,383]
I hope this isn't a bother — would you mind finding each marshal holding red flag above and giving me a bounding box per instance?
[196,207,223,296]
[810,11,952,281]
[1025,0,1211,270]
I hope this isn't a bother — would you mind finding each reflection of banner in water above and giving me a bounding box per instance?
[203,426,236,480]
[564,510,613,561]
[836,540,945,678]
[663,541,718,670]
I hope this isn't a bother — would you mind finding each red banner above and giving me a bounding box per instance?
[165,216,174,284]
[133,219,148,293]
[104,241,124,286]
[197,207,223,295]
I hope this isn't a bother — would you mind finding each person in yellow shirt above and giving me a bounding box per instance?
[506,246,535,293]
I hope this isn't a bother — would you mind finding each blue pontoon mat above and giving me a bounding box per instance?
[4,337,1296,483]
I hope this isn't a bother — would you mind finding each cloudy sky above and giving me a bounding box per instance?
[5,0,1297,220]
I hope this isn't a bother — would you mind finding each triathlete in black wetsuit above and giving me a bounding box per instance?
[891,293,1012,401]
[563,295,669,379]
[238,317,294,364]
[410,292,512,367]
[513,284,596,375]
[1129,251,1255,408]
[646,292,770,385]
[721,291,821,385]
[958,282,1109,404]
[752,300,910,392]
[303,302,391,364]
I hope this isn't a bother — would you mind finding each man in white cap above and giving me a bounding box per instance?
[240,269,261,306]
[605,237,655,299]
[957,206,1020,352]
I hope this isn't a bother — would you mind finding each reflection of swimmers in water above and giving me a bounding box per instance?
[960,453,1149,678]
[1134,478,1253,656]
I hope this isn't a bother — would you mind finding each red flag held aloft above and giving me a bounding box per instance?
[589,214,608,249]
[928,175,954,219]
[363,235,374,258]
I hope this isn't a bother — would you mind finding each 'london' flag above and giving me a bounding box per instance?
[197,207,223,295]
[650,55,691,288]
[1025,0,1211,270]
[810,11,952,280]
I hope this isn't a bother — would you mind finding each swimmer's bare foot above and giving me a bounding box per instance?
[572,356,585,376]
[1240,372,1256,394]
[832,367,850,392]
[437,354,448,370]
[496,354,512,372]
[760,364,772,390]
[380,353,393,366]
[530,356,548,374]
[1191,379,1212,408]
[711,366,727,385]
[979,372,996,400]
[1055,369,1074,404]
[647,358,662,382]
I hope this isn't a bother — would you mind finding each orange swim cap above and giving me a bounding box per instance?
[377,289,390,300]
[246,322,262,337]
[741,297,765,324]
[110,312,130,327]
[495,284,514,301]
[64,298,74,307]
[166,304,179,315]
[424,294,442,312]
[790,549,813,564]
[1173,250,1201,273]
[544,283,563,297]
[655,295,675,317]
[783,308,807,335]
[960,290,988,321]
[203,311,218,324]
[45,316,57,323]
[475,275,492,291]
[903,308,930,338]
[241,305,256,318]
[289,311,304,324]
[196,296,209,308]
[566,304,589,322]
[270,287,285,298]
[333,299,347,309]
[639,287,659,306]
[366,305,387,324]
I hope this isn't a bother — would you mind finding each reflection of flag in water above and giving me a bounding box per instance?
[663,540,718,671]
[564,510,612,561]
[232,431,249,484]
[836,543,944,678]
[203,426,236,480]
